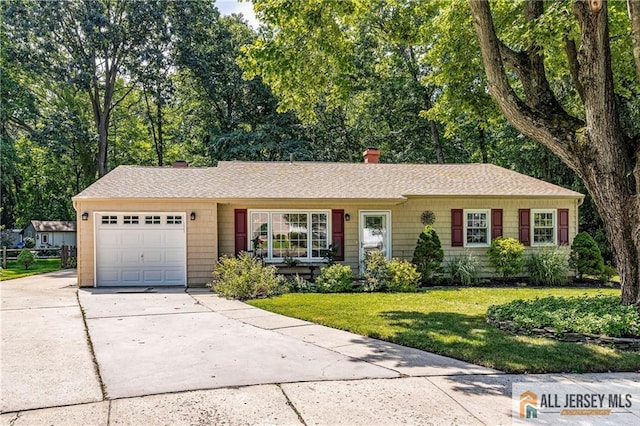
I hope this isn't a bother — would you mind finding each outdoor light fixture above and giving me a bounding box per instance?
[344,213,351,221]
[82,212,89,221]
[190,211,196,221]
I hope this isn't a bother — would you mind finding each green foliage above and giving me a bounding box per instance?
[386,259,421,293]
[445,253,481,286]
[411,225,444,285]
[487,296,640,338]
[487,237,525,279]
[526,249,569,286]
[286,274,317,293]
[23,237,35,248]
[209,252,287,300]
[363,251,420,292]
[16,248,35,269]
[569,232,605,279]
[316,264,353,293]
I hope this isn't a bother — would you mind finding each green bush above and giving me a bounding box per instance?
[487,237,524,279]
[386,259,420,292]
[16,248,35,270]
[412,225,443,285]
[363,250,389,292]
[208,252,287,300]
[569,232,605,279]
[316,264,353,293]
[487,295,640,338]
[287,274,317,293]
[363,251,420,292]
[23,237,35,249]
[526,249,569,286]
[445,253,480,285]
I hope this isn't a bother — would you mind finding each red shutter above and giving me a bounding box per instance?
[558,209,569,245]
[519,209,531,246]
[451,209,463,247]
[331,209,345,261]
[491,209,503,239]
[234,209,248,255]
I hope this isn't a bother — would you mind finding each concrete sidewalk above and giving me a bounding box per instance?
[2,272,639,425]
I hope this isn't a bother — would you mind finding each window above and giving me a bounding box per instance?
[167,215,182,224]
[532,209,556,245]
[41,234,48,244]
[464,210,490,246]
[145,215,161,225]
[101,215,117,224]
[249,211,330,260]
[123,215,139,224]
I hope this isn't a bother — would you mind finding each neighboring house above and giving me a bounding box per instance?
[21,221,77,248]
[72,150,584,288]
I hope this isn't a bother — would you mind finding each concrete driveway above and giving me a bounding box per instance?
[2,271,639,425]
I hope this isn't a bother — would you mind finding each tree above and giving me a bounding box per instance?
[16,248,35,270]
[3,0,169,177]
[469,0,640,305]
[570,232,605,279]
[412,225,444,285]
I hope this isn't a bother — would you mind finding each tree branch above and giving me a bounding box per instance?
[468,0,581,170]
[563,35,586,103]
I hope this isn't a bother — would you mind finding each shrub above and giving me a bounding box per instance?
[208,252,286,300]
[23,237,35,249]
[412,225,443,285]
[526,249,569,286]
[487,295,640,338]
[287,274,317,293]
[316,264,353,293]
[363,250,389,292]
[569,232,605,279]
[601,265,618,283]
[487,237,524,279]
[386,259,420,292]
[363,251,420,292]
[16,248,35,269]
[445,253,480,285]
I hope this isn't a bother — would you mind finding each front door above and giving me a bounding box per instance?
[359,211,391,266]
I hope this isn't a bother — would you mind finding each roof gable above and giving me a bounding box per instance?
[73,162,584,200]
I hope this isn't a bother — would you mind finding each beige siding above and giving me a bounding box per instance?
[74,199,218,287]
[219,197,580,275]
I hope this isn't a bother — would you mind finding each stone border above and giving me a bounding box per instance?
[487,319,640,352]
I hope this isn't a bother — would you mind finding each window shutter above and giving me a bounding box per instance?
[234,209,248,255]
[491,209,503,239]
[558,209,569,245]
[451,209,463,247]
[519,209,531,246]
[331,209,345,261]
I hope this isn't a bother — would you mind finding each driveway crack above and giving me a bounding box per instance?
[8,412,19,426]
[277,384,307,426]
[76,290,108,400]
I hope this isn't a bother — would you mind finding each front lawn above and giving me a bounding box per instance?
[249,288,640,373]
[0,259,62,281]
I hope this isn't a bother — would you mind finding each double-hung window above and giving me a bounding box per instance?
[464,209,490,246]
[249,210,330,260]
[532,209,556,245]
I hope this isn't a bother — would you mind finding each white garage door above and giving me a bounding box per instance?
[96,213,186,287]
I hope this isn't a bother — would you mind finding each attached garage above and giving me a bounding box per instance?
[95,212,187,287]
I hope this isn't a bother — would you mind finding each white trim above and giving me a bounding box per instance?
[92,211,187,287]
[247,209,332,262]
[531,209,557,246]
[358,210,392,265]
[463,209,491,247]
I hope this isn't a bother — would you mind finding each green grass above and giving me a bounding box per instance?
[0,259,63,280]
[248,288,640,373]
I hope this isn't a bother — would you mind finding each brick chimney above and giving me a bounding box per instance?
[172,160,188,168]
[363,148,380,164]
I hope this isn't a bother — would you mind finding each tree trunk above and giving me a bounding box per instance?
[97,113,109,177]
[469,0,640,306]
[429,119,445,164]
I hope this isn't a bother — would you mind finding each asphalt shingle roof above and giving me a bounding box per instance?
[30,220,77,232]
[73,161,584,200]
